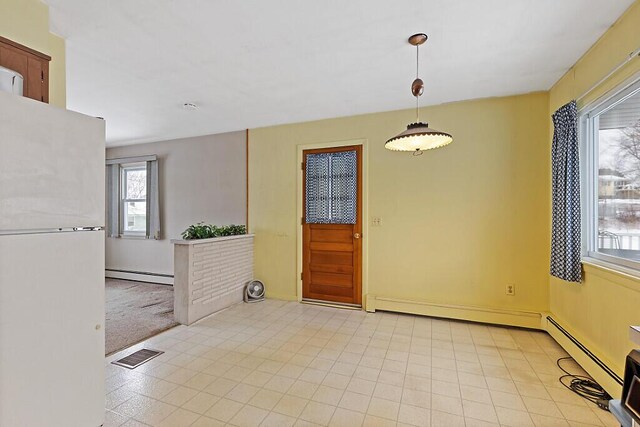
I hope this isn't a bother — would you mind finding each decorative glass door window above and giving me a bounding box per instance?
[305,150,357,224]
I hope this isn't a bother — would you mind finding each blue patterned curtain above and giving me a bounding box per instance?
[550,101,582,282]
[306,151,357,224]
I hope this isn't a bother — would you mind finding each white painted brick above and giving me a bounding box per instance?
[173,234,254,325]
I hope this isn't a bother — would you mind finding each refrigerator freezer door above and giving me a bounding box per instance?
[0,90,105,231]
[0,230,105,427]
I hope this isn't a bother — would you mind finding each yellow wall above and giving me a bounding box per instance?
[0,0,66,107]
[549,0,640,395]
[249,92,551,319]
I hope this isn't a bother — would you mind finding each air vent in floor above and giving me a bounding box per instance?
[111,349,164,369]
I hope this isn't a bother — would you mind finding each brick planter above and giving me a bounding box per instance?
[172,234,254,325]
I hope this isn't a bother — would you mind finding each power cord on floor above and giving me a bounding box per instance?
[557,356,612,411]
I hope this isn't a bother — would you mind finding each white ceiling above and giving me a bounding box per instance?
[43,0,634,146]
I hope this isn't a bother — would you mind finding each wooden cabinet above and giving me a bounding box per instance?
[0,36,50,103]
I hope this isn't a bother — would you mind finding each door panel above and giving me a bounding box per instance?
[309,285,354,298]
[26,56,44,102]
[310,263,354,274]
[313,228,353,242]
[309,241,353,252]
[302,145,362,305]
[311,251,353,266]
[311,271,353,286]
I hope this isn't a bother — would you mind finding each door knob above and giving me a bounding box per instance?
[354,233,361,239]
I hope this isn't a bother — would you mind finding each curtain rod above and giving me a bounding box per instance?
[575,46,640,103]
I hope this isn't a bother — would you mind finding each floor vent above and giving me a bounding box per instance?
[112,349,164,369]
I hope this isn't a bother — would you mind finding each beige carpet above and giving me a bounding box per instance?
[105,278,178,356]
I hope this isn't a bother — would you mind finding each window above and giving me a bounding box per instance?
[582,79,640,269]
[106,155,160,239]
[121,164,147,235]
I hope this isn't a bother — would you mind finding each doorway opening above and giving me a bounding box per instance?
[104,278,177,356]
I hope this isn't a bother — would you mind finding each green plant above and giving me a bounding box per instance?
[181,222,247,240]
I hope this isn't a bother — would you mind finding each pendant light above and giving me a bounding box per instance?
[386,33,453,155]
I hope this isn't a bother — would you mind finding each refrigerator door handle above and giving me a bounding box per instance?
[0,226,104,236]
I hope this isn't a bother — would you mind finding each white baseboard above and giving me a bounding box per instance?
[105,269,173,285]
[366,295,543,330]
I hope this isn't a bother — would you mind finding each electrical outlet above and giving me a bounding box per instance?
[506,284,515,296]
[371,217,382,227]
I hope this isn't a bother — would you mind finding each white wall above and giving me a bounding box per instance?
[105,131,246,281]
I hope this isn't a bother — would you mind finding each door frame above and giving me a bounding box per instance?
[296,138,369,309]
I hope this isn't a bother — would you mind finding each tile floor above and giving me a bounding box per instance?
[104,300,618,427]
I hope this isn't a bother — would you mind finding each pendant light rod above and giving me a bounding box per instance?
[416,43,420,122]
[409,34,427,123]
[416,43,419,78]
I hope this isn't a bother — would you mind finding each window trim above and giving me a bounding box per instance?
[581,77,640,272]
[119,162,147,237]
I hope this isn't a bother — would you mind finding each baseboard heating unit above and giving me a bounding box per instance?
[105,268,173,285]
[547,316,623,386]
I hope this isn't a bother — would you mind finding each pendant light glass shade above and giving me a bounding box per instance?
[385,122,453,152]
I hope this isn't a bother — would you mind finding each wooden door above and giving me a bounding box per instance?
[302,145,362,306]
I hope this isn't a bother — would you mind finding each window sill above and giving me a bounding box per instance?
[581,256,640,289]
[117,234,147,240]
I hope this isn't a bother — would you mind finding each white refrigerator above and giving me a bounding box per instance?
[0,91,105,426]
